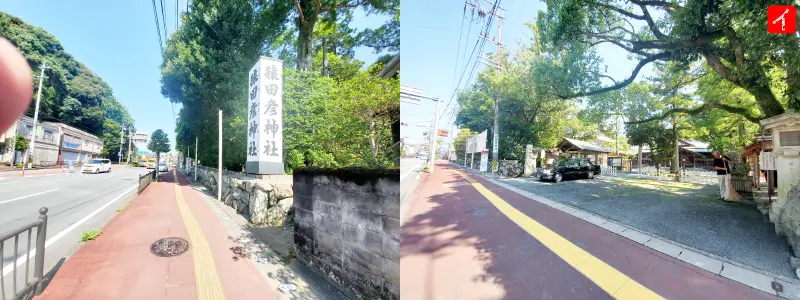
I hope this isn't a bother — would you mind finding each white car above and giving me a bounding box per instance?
[82,159,112,174]
[157,163,168,172]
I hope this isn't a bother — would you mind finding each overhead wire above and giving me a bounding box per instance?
[438,0,500,123]
[151,0,164,53]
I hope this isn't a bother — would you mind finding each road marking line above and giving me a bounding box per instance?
[452,170,664,300]
[400,160,425,182]
[0,181,21,185]
[2,184,137,277]
[173,170,226,300]
[0,189,59,205]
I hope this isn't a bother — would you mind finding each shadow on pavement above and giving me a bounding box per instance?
[17,257,65,300]
[401,170,611,300]
[497,174,795,279]
[174,170,352,300]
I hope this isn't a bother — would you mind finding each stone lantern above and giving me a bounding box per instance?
[759,110,800,253]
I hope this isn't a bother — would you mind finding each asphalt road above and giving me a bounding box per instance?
[495,174,794,279]
[400,158,426,222]
[0,166,153,298]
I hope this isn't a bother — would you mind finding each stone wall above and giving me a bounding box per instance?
[293,167,400,300]
[187,165,294,226]
[498,160,522,177]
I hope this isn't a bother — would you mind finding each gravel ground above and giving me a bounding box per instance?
[491,173,794,279]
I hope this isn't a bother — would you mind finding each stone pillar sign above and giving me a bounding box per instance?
[246,56,285,175]
[524,144,535,177]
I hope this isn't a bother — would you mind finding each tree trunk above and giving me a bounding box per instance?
[295,1,318,72]
[745,81,785,118]
[370,117,378,159]
[672,113,679,175]
[391,108,400,167]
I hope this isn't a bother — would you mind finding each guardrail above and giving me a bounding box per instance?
[138,170,156,194]
[0,207,48,299]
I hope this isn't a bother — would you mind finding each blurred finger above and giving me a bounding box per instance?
[0,37,33,133]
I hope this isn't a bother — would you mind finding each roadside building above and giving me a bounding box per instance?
[0,115,62,166]
[47,122,103,164]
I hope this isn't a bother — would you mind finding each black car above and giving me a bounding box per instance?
[538,158,601,182]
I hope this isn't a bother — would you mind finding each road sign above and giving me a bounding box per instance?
[117,151,122,157]
[437,129,449,137]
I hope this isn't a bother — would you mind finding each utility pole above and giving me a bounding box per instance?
[428,98,441,173]
[127,129,132,164]
[194,136,198,181]
[218,110,223,202]
[118,127,125,164]
[472,0,505,173]
[24,62,49,172]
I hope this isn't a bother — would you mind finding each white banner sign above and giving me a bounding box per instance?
[246,57,284,174]
[480,150,489,172]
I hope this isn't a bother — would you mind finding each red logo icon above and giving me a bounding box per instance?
[768,5,797,34]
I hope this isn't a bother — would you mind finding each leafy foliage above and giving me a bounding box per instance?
[0,12,135,161]
[161,0,399,172]
[148,129,171,168]
[534,0,799,122]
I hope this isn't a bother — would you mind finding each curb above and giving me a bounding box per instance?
[454,163,800,300]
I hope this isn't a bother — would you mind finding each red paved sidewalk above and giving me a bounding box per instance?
[400,163,781,300]
[36,171,277,300]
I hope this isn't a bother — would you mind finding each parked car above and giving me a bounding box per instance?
[538,158,600,183]
[82,159,112,174]
[157,163,168,172]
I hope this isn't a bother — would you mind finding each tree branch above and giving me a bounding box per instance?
[630,0,677,9]
[293,0,305,21]
[322,0,370,11]
[588,1,646,20]
[558,51,672,99]
[638,4,667,39]
[625,102,762,125]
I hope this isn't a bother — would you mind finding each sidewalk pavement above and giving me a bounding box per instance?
[401,163,784,300]
[36,169,278,300]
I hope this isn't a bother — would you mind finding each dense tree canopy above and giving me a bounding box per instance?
[161,0,399,172]
[0,12,136,162]
[536,0,799,122]
[455,2,796,168]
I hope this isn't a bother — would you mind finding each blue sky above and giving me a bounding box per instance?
[400,0,655,150]
[2,0,388,153]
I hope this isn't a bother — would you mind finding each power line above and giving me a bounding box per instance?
[160,0,168,41]
[151,0,164,53]
[438,0,500,123]
[451,4,466,92]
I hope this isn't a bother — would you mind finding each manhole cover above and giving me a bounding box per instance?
[150,237,190,257]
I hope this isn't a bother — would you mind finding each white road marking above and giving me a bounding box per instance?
[0,189,59,205]
[0,181,21,185]
[400,160,425,182]
[1,184,138,278]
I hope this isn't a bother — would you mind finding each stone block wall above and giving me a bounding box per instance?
[498,160,522,177]
[293,167,400,300]
[186,165,294,226]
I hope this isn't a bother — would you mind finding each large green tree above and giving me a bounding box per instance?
[290,0,398,71]
[148,129,171,173]
[535,0,799,123]
[162,0,399,172]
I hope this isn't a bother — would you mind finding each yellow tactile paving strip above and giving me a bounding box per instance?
[453,170,664,300]
[173,170,227,300]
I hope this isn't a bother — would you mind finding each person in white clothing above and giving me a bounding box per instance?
[712,151,733,201]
